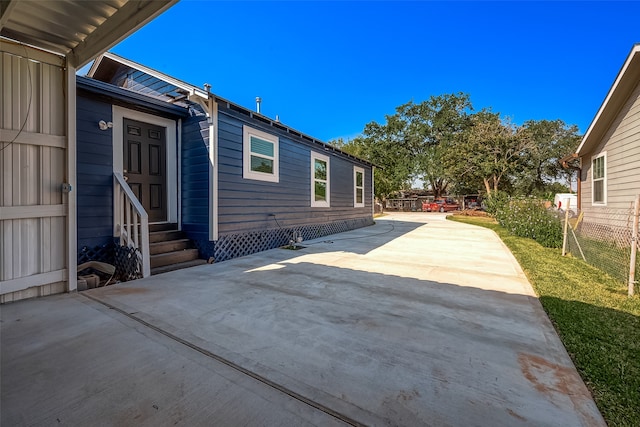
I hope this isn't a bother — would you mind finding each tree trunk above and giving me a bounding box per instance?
[483,178,492,196]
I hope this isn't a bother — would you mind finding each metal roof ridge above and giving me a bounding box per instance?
[88,51,376,167]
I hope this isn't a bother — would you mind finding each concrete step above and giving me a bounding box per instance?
[150,258,208,276]
[150,239,191,255]
[149,223,178,233]
[149,230,184,243]
[150,248,200,269]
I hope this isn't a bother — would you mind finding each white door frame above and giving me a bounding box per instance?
[112,105,178,224]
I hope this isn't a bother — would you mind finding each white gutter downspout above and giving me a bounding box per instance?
[372,166,375,218]
[209,94,219,241]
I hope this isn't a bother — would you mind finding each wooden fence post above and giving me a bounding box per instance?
[562,199,571,256]
[629,194,640,297]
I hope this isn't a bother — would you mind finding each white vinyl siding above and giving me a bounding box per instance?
[591,152,606,205]
[311,152,330,207]
[242,125,279,182]
[354,166,364,207]
[580,76,640,229]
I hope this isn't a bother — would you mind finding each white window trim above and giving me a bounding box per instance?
[591,151,607,206]
[243,125,279,183]
[311,152,330,208]
[354,166,365,208]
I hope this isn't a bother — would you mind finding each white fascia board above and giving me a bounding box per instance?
[86,54,105,78]
[577,44,640,155]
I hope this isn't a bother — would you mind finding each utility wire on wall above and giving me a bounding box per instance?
[1,43,34,153]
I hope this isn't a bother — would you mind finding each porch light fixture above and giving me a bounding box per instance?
[98,120,113,130]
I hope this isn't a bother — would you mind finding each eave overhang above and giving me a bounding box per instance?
[576,44,640,156]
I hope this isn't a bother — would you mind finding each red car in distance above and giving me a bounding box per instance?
[422,199,460,212]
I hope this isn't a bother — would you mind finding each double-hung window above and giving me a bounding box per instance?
[243,125,279,182]
[354,166,365,207]
[311,152,330,207]
[592,152,606,205]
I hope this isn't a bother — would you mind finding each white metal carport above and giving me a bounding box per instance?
[0,0,178,302]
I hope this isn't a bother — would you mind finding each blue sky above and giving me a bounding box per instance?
[96,0,640,142]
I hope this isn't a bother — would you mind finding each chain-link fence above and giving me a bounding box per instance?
[563,197,639,294]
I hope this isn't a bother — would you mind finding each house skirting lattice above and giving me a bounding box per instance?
[194,216,374,262]
[78,240,142,282]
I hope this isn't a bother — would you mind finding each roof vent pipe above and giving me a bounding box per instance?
[256,97,261,114]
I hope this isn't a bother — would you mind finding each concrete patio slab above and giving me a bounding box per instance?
[0,293,346,426]
[1,213,605,426]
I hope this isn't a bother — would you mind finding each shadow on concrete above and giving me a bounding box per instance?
[0,214,609,426]
[300,217,427,256]
[65,258,606,426]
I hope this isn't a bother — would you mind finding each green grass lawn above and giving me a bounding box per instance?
[449,215,640,427]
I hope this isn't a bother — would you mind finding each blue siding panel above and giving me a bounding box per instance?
[181,113,211,250]
[76,94,114,251]
[216,110,373,234]
[76,82,372,263]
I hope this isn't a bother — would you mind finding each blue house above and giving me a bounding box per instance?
[77,52,374,277]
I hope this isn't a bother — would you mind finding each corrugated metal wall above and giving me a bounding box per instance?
[0,44,68,301]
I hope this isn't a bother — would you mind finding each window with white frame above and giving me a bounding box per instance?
[311,152,330,207]
[592,152,606,205]
[354,166,365,207]
[243,125,279,182]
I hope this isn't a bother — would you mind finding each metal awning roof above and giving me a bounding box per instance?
[0,0,178,67]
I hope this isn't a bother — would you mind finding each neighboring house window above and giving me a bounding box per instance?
[354,166,365,207]
[243,125,279,182]
[592,152,606,205]
[311,152,330,207]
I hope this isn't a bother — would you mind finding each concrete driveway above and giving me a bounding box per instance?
[1,213,605,426]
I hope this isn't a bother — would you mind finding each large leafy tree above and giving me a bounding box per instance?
[333,93,473,199]
[401,93,473,198]
[513,119,581,195]
[333,95,581,201]
[443,110,535,197]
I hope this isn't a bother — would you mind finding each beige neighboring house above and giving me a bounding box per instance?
[573,43,640,229]
[1,1,178,303]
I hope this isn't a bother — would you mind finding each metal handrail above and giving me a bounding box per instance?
[113,172,150,278]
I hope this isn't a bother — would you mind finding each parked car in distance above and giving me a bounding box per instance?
[422,199,460,212]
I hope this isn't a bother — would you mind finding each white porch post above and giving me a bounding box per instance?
[66,63,77,292]
[210,97,219,241]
